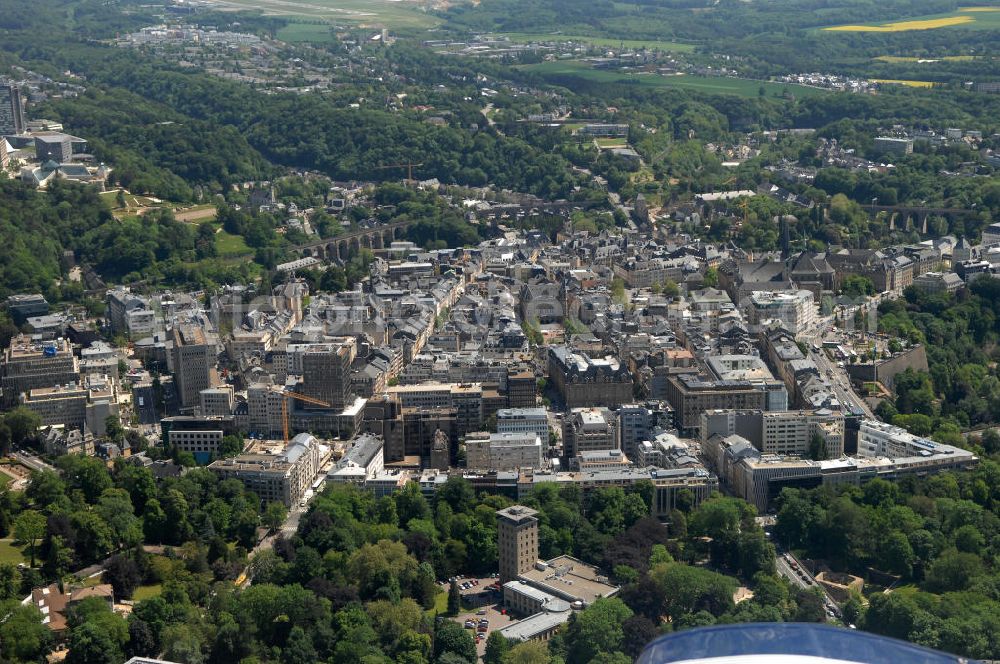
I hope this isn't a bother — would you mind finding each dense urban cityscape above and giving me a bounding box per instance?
[2,0,1000,662]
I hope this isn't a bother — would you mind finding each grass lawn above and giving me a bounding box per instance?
[0,474,10,490]
[133,584,163,601]
[501,32,696,52]
[215,230,253,257]
[277,22,337,43]
[0,539,28,565]
[425,588,451,618]
[820,7,1000,32]
[523,60,826,98]
[595,137,628,148]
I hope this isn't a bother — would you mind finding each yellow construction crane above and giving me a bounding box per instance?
[279,390,331,443]
[376,162,424,184]
[739,197,750,226]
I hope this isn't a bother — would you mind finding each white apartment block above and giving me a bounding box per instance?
[762,410,844,458]
[748,290,817,334]
[209,433,324,506]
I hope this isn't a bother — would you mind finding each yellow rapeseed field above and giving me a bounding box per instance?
[959,6,1000,11]
[825,15,974,31]
[870,78,936,88]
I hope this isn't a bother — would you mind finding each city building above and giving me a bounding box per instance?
[497,505,539,584]
[665,374,766,435]
[466,432,544,471]
[327,433,385,484]
[873,137,914,155]
[301,338,357,410]
[31,132,86,163]
[0,84,25,135]
[506,371,537,407]
[6,294,49,325]
[106,288,158,339]
[562,407,618,458]
[705,355,788,412]
[912,271,964,294]
[1,335,79,407]
[199,386,234,417]
[857,420,976,468]
[701,408,845,459]
[617,404,655,461]
[20,374,120,437]
[208,433,326,507]
[548,346,633,409]
[496,407,549,442]
[747,290,817,334]
[171,325,214,411]
[161,415,240,464]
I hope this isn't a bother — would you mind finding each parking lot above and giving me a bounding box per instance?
[445,576,520,658]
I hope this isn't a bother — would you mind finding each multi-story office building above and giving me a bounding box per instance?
[705,355,788,412]
[466,432,543,471]
[161,415,240,463]
[665,374,765,435]
[1,335,79,407]
[701,408,845,459]
[857,420,975,466]
[747,290,817,335]
[244,383,286,438]
[497,407,549,442]
[386,382,485,436]
[0,84,25,135]
[360,394,405,461]
[33,133,75,163]
[547,346,633,409]
[21,375,119,438]
[617,404,653,461]
[506,371,537,407]
[106,288,158,340]
[402,406,458,465]
[208,433,324,506]
[562,407,618,458]
[171,326,214,411]
[199,386,234,417]
[6,294,49,325]
[873,137,914,155]
[497,505,539,584]
[301,338,357,410]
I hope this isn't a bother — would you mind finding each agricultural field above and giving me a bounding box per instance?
[522,60,825,98]
[204,0,443,29]
[822,7,1000,32]
[870,78,936,88]
[501,32,696,52]
[874,55,978,62]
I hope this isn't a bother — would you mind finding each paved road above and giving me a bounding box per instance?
[775,550,842,622]
[809,346,874,418]
[14,450,57,474]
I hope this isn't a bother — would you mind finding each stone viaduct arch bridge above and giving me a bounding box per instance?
[866,204,979,235]
[292,220,415,263]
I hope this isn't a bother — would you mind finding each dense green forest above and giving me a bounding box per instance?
[877,278,1000,435]
[774,462,1000,660]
